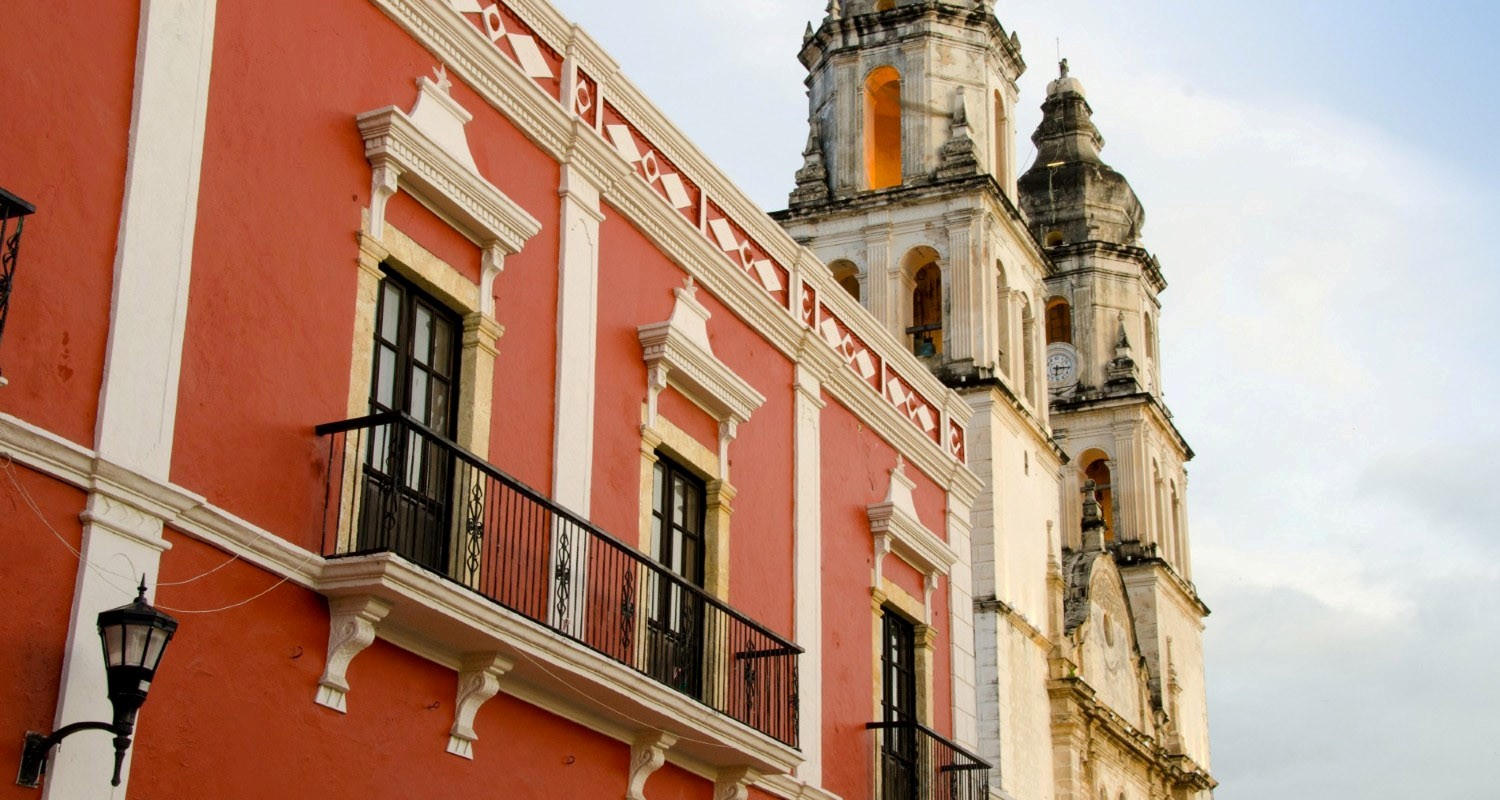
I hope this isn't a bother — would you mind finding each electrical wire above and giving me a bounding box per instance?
[0,452,315,614]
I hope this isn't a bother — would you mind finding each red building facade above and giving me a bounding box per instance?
[0,1,988,798]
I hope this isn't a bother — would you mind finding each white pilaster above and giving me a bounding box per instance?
[93,0,217,482]
[792,360,826,784]
[551,163,604,515]
[45,494,173,800]
[46,2,218,797]
[946,484,979,749]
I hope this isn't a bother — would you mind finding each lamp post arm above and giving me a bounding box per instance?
[16,720,133,789]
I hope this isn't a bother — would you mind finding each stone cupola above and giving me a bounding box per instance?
[1018,61,1144,247]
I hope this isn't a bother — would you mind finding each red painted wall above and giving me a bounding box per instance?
[0,466,84,797]
[818,392,957,798]
[588,206,795,639]
[124,530,686,798]
[0,4,138,448]
[172,0,560,549]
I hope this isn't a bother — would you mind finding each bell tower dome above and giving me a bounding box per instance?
[1018,60,1144,248]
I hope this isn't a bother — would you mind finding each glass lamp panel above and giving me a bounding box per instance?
[143,627,170,672]
[413,305,433,366]
[123,623,150,667]
[102,625,125,667]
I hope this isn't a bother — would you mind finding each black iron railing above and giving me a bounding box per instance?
[0,188,36,382]
[866,720,991,800]
[317,412,801,747]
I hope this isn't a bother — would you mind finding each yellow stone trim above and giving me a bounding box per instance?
[349,215,502,456]
[871,581,937,725]
[636,408,730,598]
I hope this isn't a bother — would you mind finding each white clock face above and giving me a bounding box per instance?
[1047,351,1077,385]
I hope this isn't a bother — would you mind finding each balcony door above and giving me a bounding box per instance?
[880,609,919,800]
[647,456,707,699]
[361,269,461,573]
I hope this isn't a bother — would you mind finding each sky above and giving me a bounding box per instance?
[545,1,1500,797]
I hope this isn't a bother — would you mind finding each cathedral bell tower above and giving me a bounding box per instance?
[774,0,1044,393]
[1019,62,1215,777]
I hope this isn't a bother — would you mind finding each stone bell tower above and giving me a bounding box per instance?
[1018,62,1215,779]
[775,2,1082,795]
[774,0,1047,392]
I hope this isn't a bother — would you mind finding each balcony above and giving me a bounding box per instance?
[315,412,800,766]
[866,720,990,800]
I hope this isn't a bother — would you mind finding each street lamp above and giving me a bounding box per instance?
[16,578,179,789]
[0,187,36,387]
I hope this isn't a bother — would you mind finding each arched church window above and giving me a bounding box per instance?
[1144,313,1157,360]
[1085,458,1115,542]
[910,263,942,357]
[829,259,862,303]
[1046,297,1072,344]
[864,66,903,190]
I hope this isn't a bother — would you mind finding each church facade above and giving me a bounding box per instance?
[0,1,1210,799]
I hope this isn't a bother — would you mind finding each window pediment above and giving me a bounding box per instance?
[357,69,541,258]
[868,457,955,580]
[638,278,765,429]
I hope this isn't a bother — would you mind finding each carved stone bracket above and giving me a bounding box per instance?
[626,731,678,800]
[446,652,515,759]
[315,595,393,712]
[713,767,759,800]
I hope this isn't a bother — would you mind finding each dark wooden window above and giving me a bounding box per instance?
[879,608,919,799]
[371,271,460,434]
[647,455,707,697]
[358,270,462,572]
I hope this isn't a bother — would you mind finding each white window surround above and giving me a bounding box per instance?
[638,277,765,478]
[868,456,956,601]
[356,67,542,315]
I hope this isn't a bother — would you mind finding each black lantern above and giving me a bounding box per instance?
[0,187,36,385]
[16,578,178,789]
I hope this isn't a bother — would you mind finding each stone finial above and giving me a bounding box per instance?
[804,21,815,42]
[1059,58,1069,79]
[937,89,980,180]
[789,117,831,207]
[826,0,842,20]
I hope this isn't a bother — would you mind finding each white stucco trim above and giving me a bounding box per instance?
[551,163,604,515]
[357,100,540,257]
[868,457,957,583]
[791,358,827,786]
[639,279,766,480]
[50,2,219,795]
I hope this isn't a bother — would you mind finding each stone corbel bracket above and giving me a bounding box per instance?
[713,766,760,800]
[626,731,678,800]
[638,278,765,476]
[447,652,514,759]
[315,595,393,712]
[356,69,542,314]
[868,457,956,596]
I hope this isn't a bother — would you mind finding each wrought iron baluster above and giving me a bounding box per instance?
[464,478,484,580]
[553,521,573,630]
[619,569,636,654]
